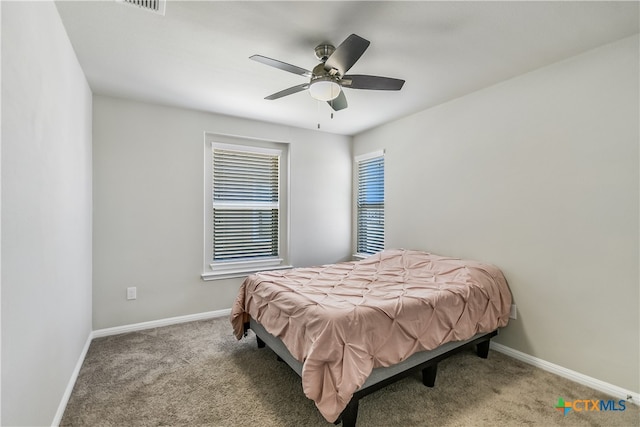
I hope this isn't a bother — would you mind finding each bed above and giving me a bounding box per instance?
[231,249,512,426]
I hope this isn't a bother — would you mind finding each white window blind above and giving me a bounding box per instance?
[357,152,384,255]
[213,147,280,262]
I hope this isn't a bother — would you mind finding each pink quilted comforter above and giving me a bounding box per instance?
[231,249,512,422]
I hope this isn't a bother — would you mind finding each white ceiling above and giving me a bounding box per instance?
[55,1,639,136]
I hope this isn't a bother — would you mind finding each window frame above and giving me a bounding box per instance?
[354,149,385,259]
[202,133,291,281]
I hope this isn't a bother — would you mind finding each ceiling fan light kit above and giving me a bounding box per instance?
[251,34,405,112]
[309,77,341,101]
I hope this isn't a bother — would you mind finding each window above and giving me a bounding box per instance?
[202,134,290,280]
[355,150,385,256]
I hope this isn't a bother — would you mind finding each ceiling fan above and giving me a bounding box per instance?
[250,34,405,111]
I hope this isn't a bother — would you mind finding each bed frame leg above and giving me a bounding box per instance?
[256,335,266,348]
[336,398,359,427]
[422,364,438,387]
[476,340,490,359]
[242,322,250,337]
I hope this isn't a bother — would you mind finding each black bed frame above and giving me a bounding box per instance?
[243,318,498,427]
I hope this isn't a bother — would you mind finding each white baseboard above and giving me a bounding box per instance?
[55,312,638,426]
[490,342,639,405]
[91,308,232,338]
[51,330,93,426]
[53,308,231,426]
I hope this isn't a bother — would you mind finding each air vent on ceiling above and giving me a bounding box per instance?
[117,0,166,16]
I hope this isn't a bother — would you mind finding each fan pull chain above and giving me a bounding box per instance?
[316,102,335,130]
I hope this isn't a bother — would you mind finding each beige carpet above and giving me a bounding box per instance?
[61,317,639,426]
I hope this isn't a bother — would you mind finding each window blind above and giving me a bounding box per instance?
[213,148,280,261]
[357,154,384,255]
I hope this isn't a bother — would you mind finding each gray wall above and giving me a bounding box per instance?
[1,2,93,425]
[92,96,352,329]
[353,35,639,392]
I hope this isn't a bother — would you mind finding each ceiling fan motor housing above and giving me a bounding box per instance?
[312,63,336,79]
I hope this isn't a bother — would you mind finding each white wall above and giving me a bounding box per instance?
[353,35,639,393]
[92,95,352,329]
[1,2,93,425]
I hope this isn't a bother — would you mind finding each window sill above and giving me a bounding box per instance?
[201,259,292,281]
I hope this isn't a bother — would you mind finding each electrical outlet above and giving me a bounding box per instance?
[510,304,517,320]
[127,287,137,300]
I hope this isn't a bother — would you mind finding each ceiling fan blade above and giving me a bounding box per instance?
[324,34,370,77]
[264,83,310,100]
[250,55,312,78]
[342,75,405,90]
[327,90,348,111]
